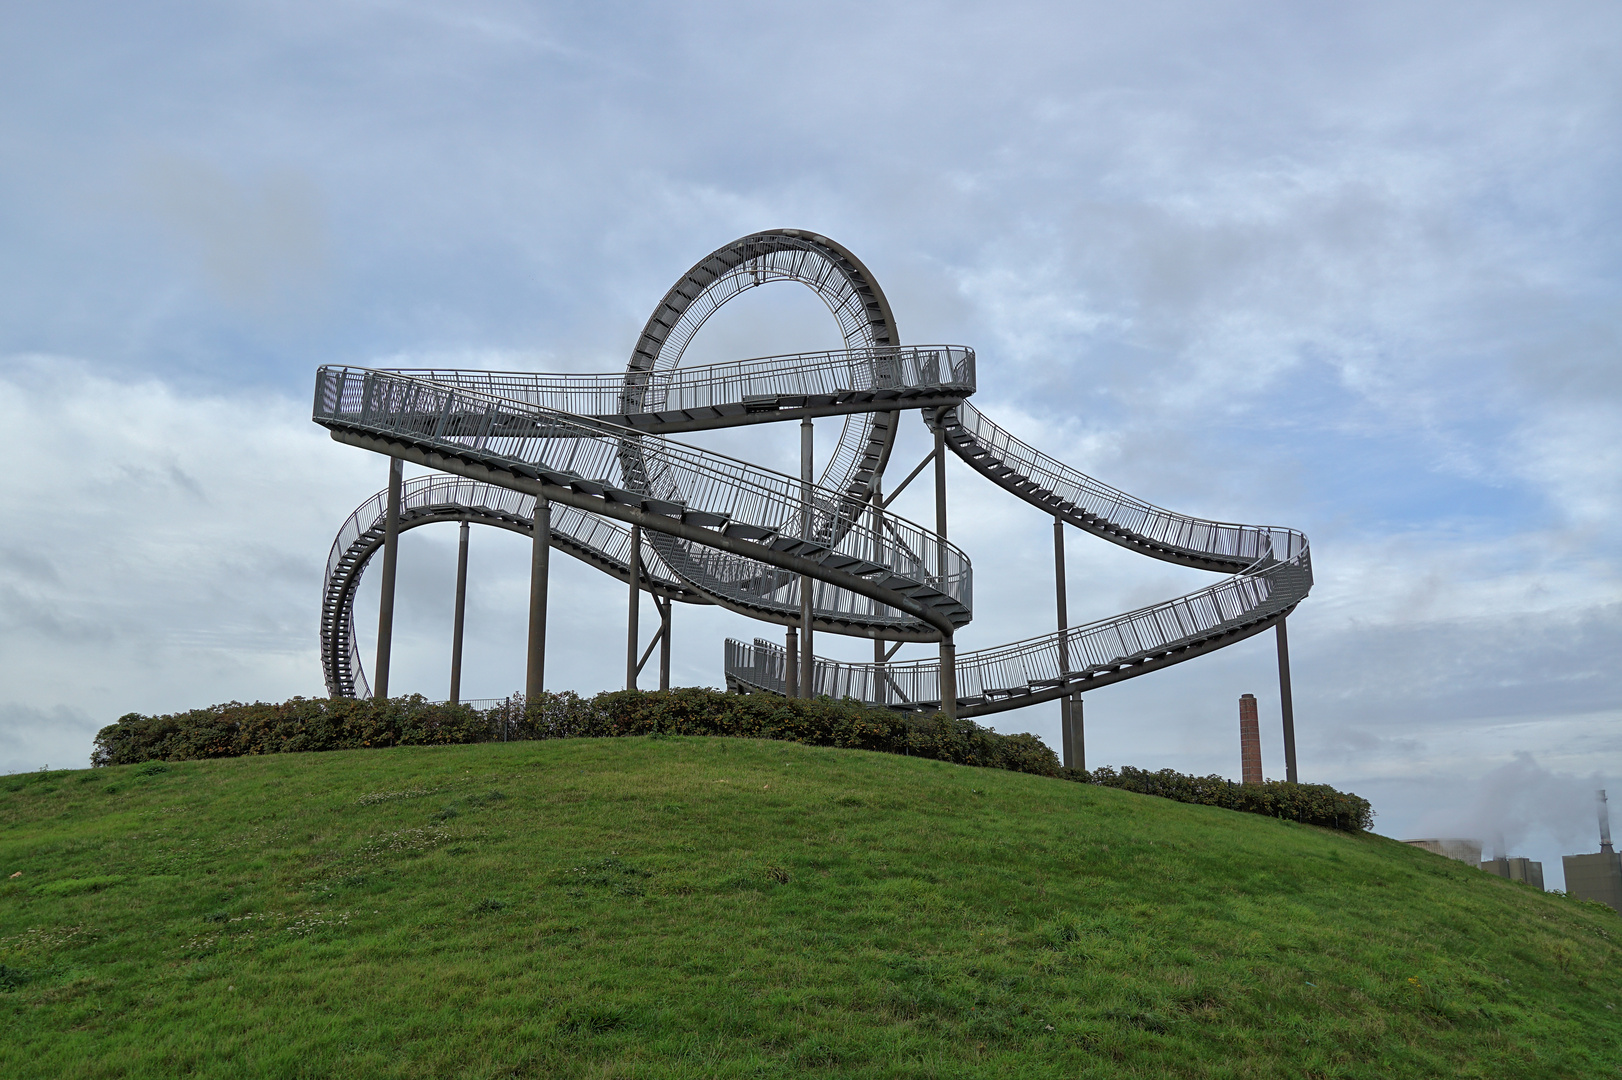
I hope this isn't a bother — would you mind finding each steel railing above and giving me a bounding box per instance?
[321,473,702,698]
[726,549,1308,710]
[314,366,972,635]
[388,345,973,418]
[937,401,1306,569]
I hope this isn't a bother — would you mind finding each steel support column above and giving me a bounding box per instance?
[939,637,958,720]
[1054,516,1078,766]
[627,523,641,691]
[658,597,671,691]
[374,456,403,699]
[1067,698,1085,772]
[799,418,814,698]
[1277,617,1298,783]
[872,477,887,701]
[785,626,799,697]
[450,520,469,704]
[935,418,956,719]
[526,495,550,702]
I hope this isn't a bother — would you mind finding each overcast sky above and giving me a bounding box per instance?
[3,1,1619,886]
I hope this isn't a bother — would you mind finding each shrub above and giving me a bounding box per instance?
[90,688,1058,779]
[89,691,1373,831]
[91,695,504,767]
[1073,765,1374,832]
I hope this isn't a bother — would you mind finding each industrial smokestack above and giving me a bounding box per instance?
[1239,694,1262,785]
[1599,790,1614,854]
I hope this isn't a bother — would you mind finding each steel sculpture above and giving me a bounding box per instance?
[315,229,1312,768]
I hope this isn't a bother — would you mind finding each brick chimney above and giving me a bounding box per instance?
[1239,694,1262,785]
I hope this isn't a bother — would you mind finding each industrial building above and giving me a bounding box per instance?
[1480,857,1544,889]
[1563,789,1622,914]
[1403,838,1482,865]
[1564,853,1622,913]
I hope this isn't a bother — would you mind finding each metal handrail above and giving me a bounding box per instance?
[314,365,972,636]
[725,396,1312,714]
[320,473,704,698]
[726,552,1308,711]
[390,345,974,418]
[937,401,1306,569]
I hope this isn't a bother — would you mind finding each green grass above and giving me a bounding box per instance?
[3,737,1619,1078]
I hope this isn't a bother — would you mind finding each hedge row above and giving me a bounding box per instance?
[90,690,1373,832]
[1069,764,1376,832]
[89,688,1060,779]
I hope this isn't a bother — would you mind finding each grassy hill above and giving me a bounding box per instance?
[3,737,1618,1078]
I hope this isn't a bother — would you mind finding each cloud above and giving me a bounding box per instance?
[0,3,1618,884]
[0,702,103,776]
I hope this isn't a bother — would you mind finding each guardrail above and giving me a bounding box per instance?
[314,365,972,634]
[387,345,974,418]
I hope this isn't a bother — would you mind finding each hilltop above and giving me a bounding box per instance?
[3,737,1618,1078]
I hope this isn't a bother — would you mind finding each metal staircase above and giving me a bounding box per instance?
[313,364,973,646]
[317,228,1312,720]
[321,474,711,699]
[726,402,1311,717]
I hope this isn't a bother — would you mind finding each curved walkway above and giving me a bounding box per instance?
[315,229,1311,721]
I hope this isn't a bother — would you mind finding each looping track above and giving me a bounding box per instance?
[316,230,1312,714]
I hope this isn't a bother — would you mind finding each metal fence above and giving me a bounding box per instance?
[726,550,1309,710]
[945,401,1307,567]
[388,345,974,418]
[321,473,703,698]
[314,365,972,634]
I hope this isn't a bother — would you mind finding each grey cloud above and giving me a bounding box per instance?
[0,701,103,775]
[0,2,1618,857]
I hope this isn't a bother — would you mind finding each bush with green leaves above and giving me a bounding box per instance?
[90,689,1060,779]
[1072,764,1375,832]
[90,690,1373,832]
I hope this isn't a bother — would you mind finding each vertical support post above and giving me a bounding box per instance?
[1054,516,1075,766]
[374,456,403,700]
[626,523,641,691]
[450,520,469,704]
[939,637,958,720]
[1068,698,1085,772]
[934,417,957,719]
[526,495,550,703]
[658,597,671,691]
[1276,617,1298,783]
[785,626,799,697]
[799,418,814,698]
[871,478,886,705]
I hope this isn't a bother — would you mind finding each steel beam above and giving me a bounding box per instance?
[658,596,671,691]
[627,523,642,691]
[934,418,957,719]
[374,457,403,699]
[1066,698,1085,772]
[1277,617,1298,783]
[800,417,814,698]
[450,520,469,704]
[1054,516,1072,761]
[526,495,550,702]
[785,626,799,697]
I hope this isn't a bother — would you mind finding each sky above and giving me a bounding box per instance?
[2,1,1619,886]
